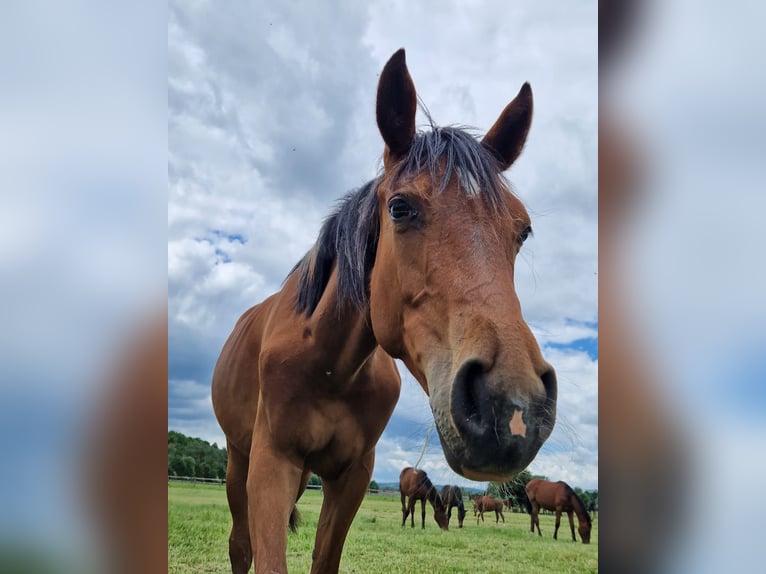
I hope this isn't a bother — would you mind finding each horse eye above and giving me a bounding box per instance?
[388,197,417,222]
[518,225,532,244]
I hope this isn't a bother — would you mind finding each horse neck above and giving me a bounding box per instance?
[302,269,378,376]
[570,493,591,525]
[425,481,444,511]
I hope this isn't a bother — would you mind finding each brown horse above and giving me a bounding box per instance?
[474,495,505,524]
[503,498,514,512]
[472,495,483,512]
[440,485,466,528]
[212,48,557,573]
[525,478,592,544]
[399,467,449,529]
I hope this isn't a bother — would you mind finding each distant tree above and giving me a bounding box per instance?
[170,454,196,477]
[489,469,537,511]
[369,480,379,493]
[586,489,598,512]
[168,431,228,478]
[573,486,594,508]
[308,474,322,487]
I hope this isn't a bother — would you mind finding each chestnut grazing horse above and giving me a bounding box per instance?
[525,479,592,544]
[399,467,449,529]
[212,48,557,573]
[474,495,506,524]
[440,485,466,528]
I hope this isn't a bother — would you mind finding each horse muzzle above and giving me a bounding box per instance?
[436,359,557,481]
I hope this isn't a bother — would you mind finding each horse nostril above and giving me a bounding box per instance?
[538,366,558,430]
[452,360,491,437]
[540,366,557,400]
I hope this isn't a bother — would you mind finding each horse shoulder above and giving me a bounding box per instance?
[212,299,276,452]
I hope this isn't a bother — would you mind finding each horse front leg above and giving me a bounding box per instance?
[225,444,252,574]
[554,508,562,540]
[420,499,426,529]
[310,450,374,574]
[247,427,304,574]
[567,510,576,542]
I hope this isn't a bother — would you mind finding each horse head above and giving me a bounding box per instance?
[369,49,557,481]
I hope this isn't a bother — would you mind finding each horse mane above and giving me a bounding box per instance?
[419,472,445,512]
[292,124,512,316]
[390,125,510,211]
[563,483,592,524]
[293,179,380,316]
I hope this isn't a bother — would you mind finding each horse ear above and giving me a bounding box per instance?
[376,48,417,162]
[481,82,533,171]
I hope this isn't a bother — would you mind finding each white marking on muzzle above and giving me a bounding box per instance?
[509,409,527,437]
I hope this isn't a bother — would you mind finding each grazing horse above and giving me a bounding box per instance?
[474,495,505,524]
[525,479,592,544]
[212,48,557,574]
[503,498,514,512]
[440,485,466,528]
[399,467,449,529]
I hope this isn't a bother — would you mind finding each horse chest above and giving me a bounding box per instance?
[274,374,397,478]
[298,402,376,477]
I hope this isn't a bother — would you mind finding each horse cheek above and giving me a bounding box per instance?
[369,264,404,358]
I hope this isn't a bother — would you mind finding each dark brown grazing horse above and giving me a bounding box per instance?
[474,495,505,524]
[212,48,557,573]
[440,485,466,528]
[399,467,449,529]
[503,498,514,512]
[525,479,592,544]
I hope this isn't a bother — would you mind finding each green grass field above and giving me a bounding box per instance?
[169,481,597,573]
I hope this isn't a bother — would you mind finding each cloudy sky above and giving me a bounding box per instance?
[169,0,597,489]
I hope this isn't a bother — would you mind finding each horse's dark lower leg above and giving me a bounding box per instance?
[225,445,252,574]
[568,511,576,542]
[554,509,562,540]
[421,499,426,529]
[400,493,407,527]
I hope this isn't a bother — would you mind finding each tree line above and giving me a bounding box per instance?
[168,430,227,479]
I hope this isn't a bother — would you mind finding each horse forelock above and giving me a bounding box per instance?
[390,126,512,211]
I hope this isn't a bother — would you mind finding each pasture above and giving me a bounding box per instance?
[169,481,597,573]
